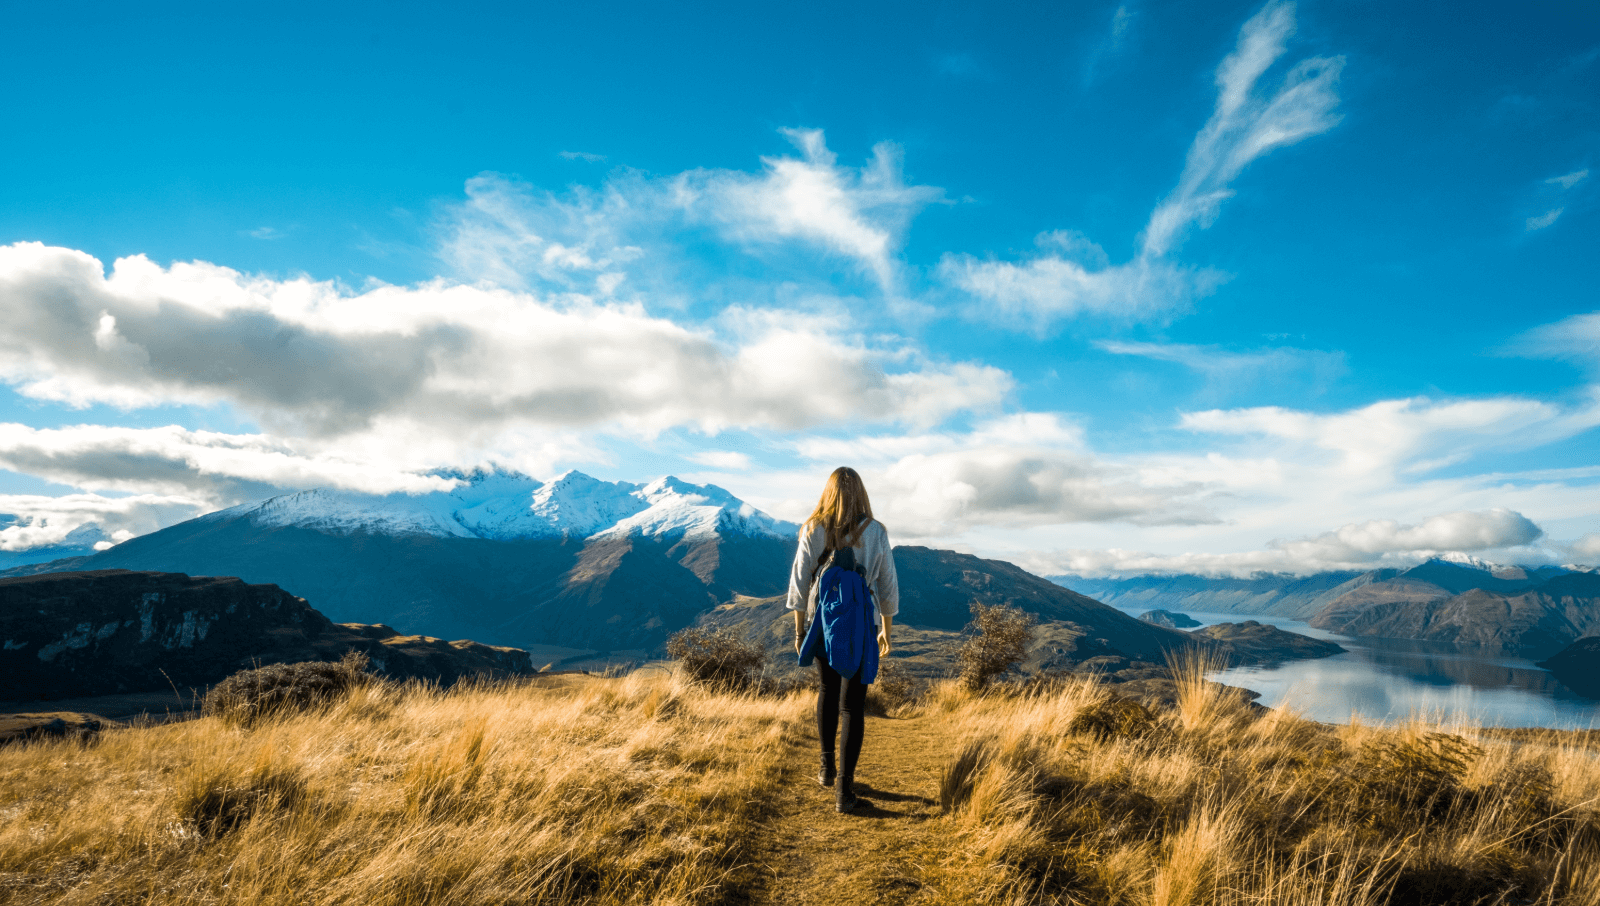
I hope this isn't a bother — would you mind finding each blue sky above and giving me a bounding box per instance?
[0,0,1596,574]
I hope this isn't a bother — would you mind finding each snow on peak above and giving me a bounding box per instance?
[230,469,795,542]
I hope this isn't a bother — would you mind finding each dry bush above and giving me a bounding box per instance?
[203,650,376,727]
[866,660,921,715]
[665,626,766,690]
[1068,696,1159,742]
[957,602,1035,691]
[0,668,807,905]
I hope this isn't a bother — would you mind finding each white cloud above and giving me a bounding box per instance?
[0,423,460,502]
[1526,208,1563,231]
[1098,339,1346,391]
[1270,509,1542,563]
[1509,310,1600,371]
[1571,533,1600,562]
[0,493,206,552]
[1547,169,1589,190]
[0,242,1009,440]
[687,450,752,470]
[1142,0,1343,257]
[1028,509,1545,577]
[559,150,607,162]
[794,413,1216,537]
[1180,395,1600,478]
[939,232,1227,330]
[943,1,1341,330]
[674,129,945,293]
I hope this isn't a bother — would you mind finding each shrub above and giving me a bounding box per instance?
[203,650,375,727]
[1068,696,1159,741]
[174,752,307,838]
[867,661,921,715]
[957,602,1034,691]
[665,627,765,690]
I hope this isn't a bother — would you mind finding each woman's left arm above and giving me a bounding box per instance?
[871,522,899,656]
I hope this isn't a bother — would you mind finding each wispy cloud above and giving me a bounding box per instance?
[1525,168,1588,232]
[1526,208,1564,231]
[1141,0,1343,257]
[1097,339,1347,393]
[559,150,606,162]
[943,0,1343,331]
[1547,168,1589,190]
[674,128,946,294]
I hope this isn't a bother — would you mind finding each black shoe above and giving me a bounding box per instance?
[818,751,836,788]
[836,776,861,813]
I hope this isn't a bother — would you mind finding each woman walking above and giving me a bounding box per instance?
[787,466,899,813]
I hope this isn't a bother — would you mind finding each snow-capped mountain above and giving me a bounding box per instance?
[213,469,798,542]
[15,468,803,652]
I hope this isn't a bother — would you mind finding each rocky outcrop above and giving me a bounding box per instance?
[1190,621,1345,664]
[1140,609,1201,629]
[1,570,532,701]
[1539,637,1600,698]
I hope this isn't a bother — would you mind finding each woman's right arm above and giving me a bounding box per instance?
[786,523,820,615]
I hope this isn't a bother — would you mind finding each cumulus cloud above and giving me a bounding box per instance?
[1269,509,1543,563]
[0,242,1008,439]
[795,413,1216,537]
[0,423,461,502]
[1030,509,1545,577]
[1141,0,1343,257]
[943,1,1341,330]
[1571,533,1600,562]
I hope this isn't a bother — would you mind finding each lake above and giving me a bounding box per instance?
[1109,607,1600,729]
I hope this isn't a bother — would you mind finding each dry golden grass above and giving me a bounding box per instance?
[0,671,810,905]
[4,661,1597,906]
[923,670,1600,906]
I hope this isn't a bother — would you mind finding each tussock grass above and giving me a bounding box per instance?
[924,670,1600,906]
[0,668,809,905]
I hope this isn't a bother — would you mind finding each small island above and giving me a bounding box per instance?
[1139,609,1202,629]
[1190,620,1346,664]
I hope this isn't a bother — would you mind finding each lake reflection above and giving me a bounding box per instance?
[1113,607,1600,729]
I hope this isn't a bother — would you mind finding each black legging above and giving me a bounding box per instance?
[816,657,867,778]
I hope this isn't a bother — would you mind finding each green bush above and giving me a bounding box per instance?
[957,602,1035,691]
[203,650,375,727]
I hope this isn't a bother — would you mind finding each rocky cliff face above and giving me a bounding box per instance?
[1,570,532,701]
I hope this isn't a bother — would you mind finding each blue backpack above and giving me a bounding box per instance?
[798,545,879,684]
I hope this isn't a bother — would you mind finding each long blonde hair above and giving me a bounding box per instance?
[805,467,874,552]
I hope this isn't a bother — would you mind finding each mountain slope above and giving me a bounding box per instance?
[1055,559,1600,658]
[5,470,799,652]
[1,569,531,700]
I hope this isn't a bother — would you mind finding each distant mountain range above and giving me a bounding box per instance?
[1057,557,1600,658]
[2,470,799,652]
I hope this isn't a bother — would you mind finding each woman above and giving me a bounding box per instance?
[786,466,899,813]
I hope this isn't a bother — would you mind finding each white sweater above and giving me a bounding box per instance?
[785,519,900,626]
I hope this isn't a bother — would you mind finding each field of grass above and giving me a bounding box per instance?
[2,662,1598,905]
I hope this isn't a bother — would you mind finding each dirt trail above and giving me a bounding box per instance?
[748,710,962,904]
